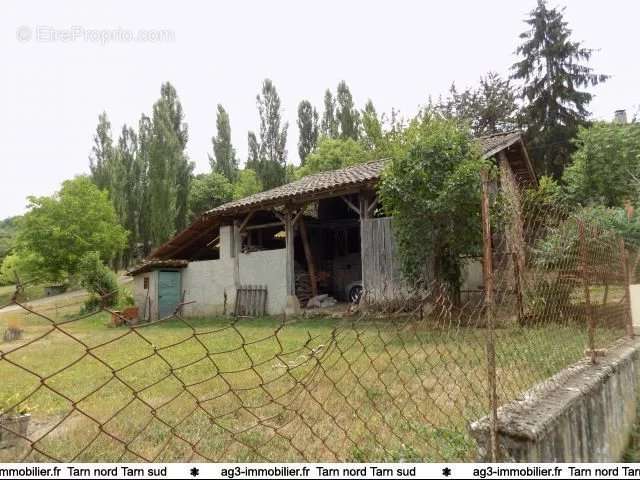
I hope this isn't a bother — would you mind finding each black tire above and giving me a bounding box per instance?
[349,285,363,304]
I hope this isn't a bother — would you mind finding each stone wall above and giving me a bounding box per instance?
[470,338,640,462]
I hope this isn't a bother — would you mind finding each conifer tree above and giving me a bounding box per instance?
[511,0,608,176]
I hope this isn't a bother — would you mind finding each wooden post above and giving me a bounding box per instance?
[359,190,372,301]
[480,169,499,462]
[620,237,634,338]
[298,217,318,298]
[233,219,241,288]
[578,221,596,364]
[285,209,296,296]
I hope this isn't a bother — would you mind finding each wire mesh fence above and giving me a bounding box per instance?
[0,174,634,463]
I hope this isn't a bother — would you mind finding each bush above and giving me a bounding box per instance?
[77,251,119,308]
[117,287,134,308]
[524,278,576,323]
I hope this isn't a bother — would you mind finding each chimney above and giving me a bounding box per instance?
[614,109,628,124]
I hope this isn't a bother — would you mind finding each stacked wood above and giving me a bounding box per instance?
[295,270,330,306]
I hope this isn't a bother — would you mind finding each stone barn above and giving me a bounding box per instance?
[129,131,536,321]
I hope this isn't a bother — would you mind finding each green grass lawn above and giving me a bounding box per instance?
[0,302,625,463]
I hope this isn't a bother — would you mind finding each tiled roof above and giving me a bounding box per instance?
[127,259,188,276]
[204,131,524,218]
[477,131,523,158]
[206,160,385,216]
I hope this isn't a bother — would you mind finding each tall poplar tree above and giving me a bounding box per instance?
[111,125,139,267]
[89,112,114,191]
[136,115,153,255]
[511,0,608,177]
[297,100,319,165]
[321,89,338,139]
[148,83,192,245]
[210,104,238,181]
[336,81,360,140]
[246,131,260,171]
[361,100,383,151]
[254,79,288,189]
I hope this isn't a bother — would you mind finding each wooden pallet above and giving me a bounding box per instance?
[234,285,268,317]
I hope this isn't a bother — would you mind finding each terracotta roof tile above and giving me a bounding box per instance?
[127,259,188,276]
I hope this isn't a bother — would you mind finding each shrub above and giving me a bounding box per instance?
[77,251,119,308]
[117,287,134,308]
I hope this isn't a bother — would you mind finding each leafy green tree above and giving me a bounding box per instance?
[233,169,263,200]
[188,172,234,219]
[336,81,360,140]
[0,252,21,286]
[563,122,640,207]
[89,112,115,191]
[436,72,519,136]
[0,217,18,266]
[297,138,370,178]
[511,0,608,177]
[321,89,339,139]
[378,117,488,302]
[253,79,288,189]
[297,100,319,165]
[14,176,127,283]
[210,104,238,181]
[361,100,383,151]
[148,83,193,245]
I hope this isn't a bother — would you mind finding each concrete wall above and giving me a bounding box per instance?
[239,249,288,314]
[179,249,287,316]
[132,248,288,318]
[181,259,235,316]
[470,337,640,462]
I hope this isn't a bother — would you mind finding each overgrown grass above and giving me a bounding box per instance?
[0,302,625,462]
[0,284,50,306]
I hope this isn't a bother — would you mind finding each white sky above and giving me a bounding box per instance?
[1,0,638,219]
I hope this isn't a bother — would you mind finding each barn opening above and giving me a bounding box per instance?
[294,195,363,306]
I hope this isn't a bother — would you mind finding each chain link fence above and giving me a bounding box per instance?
[0,176,634,462]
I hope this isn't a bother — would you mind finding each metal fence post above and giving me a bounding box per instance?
[578,221,596,364]
[620,237,634,338]
[480,170,498,462]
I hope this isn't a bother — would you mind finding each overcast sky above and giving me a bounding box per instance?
[2,0,638,219]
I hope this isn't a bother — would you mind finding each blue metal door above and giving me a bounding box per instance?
[158,270,181,319]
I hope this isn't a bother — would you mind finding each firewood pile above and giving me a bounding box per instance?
[295,270,330,305]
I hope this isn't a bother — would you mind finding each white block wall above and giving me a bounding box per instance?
[132,224,289,318]
[239,249,288,314]
[181,258,235,316]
